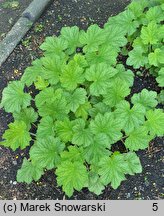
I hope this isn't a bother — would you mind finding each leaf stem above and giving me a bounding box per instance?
[32,123,37,128]
[30,132,36,137]
[121,139,125,144]
[148,44,152,53]
[122,135,128,139]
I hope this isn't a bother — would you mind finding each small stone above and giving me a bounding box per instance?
[13,181,17,185]
[12,160,17,165]
[10,180,13,184]
[127,193,131,198]
[9,18,13,24]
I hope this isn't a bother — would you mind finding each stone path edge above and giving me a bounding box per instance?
[0,0,53,67]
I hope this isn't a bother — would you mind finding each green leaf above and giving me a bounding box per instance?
[125,126,151,151]
[90,112,122,145]
[127,0,148,18]
[30,137,65,169]
[144,109,164,136]
[132,37,148,53]
[86,44,118,66]
[158,25,164,42]
[56,161,88,197]
[65,88,87,112]
[72,119,93,146]
[55,118,75,142]
[21,59,43,87]
[60,26,80,54]
[115,101,146,134]
[60,61,85,91]
[158,90,164,104]
[36,116,55,139]
[148,48,164,67]
[34,76,49,90]
[131,89,158,110]
[141,21,160,45]
[145,5,163,23]
[37,90,69,120]
[156,68,164,87]
[17,159,43,183]
[103,78,130,107]
[41,55,65,85]
[89,102,111,118]
[98,153,127,189]
[111,64,134,87]
[80,24,107,53]
[1,121,31,150]
[88,172,105,195]
[13,107,38,130]
[126,47,148,69]
[123,152,142,175]
[60,146,84,163]
[85,63,117,96]
[98,152,142,189]
[83,134,110,164]
[104,24,127,48]
[0,81,31,113]
[38,98,69,120]
[75,102,92,120]
[106,10,139,36]
[73,54,88,68]
[40,36,68,56]
[35,87,55,108]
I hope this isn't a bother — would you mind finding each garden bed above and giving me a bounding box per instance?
[0,0,163,200]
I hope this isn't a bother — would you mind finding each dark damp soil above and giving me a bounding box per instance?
[0,0,33,41]
[0,0,164,200]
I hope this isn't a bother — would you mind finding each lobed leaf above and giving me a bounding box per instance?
[90,112,122,144]
[127,47,148,69]
[85,63,117,96]
[103,78,130,107]
[1,121,31,150]
[115,101,146,134]
[156,68,164,87]
[56,161,88,197]
[30,137,65,170]
[80,24,107,53]
[0,81,31,113]
[65,88,87,112]
[17,159,43,184]
[125,126,152,151]
[131,89,158,110]
[13,107,38,130]
[144,109,164,136]
[98,152,142,189]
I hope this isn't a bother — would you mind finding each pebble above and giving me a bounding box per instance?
[126,193,131,198]
[13,181,17,185]
[12,160,17,165]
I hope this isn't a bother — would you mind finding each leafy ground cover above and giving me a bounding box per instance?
[0,0,163,200]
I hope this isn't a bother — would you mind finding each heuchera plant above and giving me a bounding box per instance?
[0,0,164,197]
